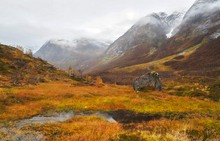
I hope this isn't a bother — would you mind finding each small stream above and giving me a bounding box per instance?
[0,111,117,141]
[18,111,117,128]
[0,110,185,140]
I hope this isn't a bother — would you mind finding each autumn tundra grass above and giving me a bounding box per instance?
[0,80,219,140]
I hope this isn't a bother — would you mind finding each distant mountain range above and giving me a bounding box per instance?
[104,12,184,61]
[34,11,184,72]
[89,11,184,72]
[89,0,220,84]
[34,38,111,71]
[34,0,220,84]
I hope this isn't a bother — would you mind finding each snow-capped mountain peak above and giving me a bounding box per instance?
[135,12,184,38]
[103,11,184,62]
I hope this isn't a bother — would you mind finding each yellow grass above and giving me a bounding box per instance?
[26,116,122,141]
[111,55,176,73]
[0,81,219,140]
[110,42,205,74]
[0,81,219,121]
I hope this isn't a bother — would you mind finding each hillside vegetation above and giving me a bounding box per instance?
[93,37,220,102]
[0,0,220,140]
[0,44,68,87]
[0,81,219,140]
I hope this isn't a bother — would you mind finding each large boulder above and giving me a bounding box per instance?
[133,72,162,91]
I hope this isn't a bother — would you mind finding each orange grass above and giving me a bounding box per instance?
[0,81,219,122]
[26,116,122,141]
[0,81,220,140]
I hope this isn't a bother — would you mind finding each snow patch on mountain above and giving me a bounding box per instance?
[103,11,184,62]
[166,11,185,38]
[210,30,220,39]
[166,28,175,38]
[173,0,220,37]
[136,12,184,35]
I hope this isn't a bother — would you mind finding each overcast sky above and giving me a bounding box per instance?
[0,0,195,51]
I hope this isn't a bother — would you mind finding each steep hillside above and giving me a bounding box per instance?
[89,12,184,73]
[164,36,220,71]
[91,0,220,81]
[0,44,68,87]
[35,38,110,71]
[151,0,220,60]
[150,0,220,74]
[88,0,220,102]
[104,12,184,61]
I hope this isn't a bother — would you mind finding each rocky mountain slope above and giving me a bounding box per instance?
[34,38,110,71]
[152,0,220,63]
[91,0,220,85]
[174,0,220,39]
[103,12,184,63]
[162,0,220,73]
[89,12,184,73]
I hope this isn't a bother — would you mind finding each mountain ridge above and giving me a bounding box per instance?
[103,11,185,62]
[34,38,111,71]
[88,11,184,73]
[89,0,220,85]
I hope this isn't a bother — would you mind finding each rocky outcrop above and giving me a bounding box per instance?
[133,72,162,91]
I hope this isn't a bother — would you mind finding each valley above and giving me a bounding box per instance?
[0,0,220,140]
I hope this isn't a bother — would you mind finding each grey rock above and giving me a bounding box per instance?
[133,72,162,91]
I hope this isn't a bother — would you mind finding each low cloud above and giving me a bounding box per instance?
[183,0,220,21]
[0,0,195,51]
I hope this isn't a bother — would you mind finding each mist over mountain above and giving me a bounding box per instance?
[34,11,185,73]
[155,0,220,58]
[183,0,220,21]
[34,38,110,71]
[174,0,220,37]
[103,12,184,62]
[159,0,220,70]
[88,11,184,73]
[89,0,220,85]
[34,0,220,79]
[1,1,220,140]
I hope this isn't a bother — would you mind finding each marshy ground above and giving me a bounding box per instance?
[0,80,219,141]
